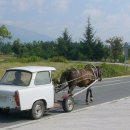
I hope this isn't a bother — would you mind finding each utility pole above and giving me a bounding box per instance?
[124,42,128,70]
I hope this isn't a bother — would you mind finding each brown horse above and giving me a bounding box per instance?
[59,65,102,104]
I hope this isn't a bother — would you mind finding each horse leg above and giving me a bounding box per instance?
[99,77,102,81]
[86,88,90,104]
[86,88,93,104]
[68,86,75,95]
[89,88,93,102]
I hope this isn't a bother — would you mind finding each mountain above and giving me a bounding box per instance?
[7,25,53,42]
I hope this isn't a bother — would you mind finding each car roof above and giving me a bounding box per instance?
[7,66,56,73]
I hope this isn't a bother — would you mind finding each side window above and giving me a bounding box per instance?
[34,71,51,85]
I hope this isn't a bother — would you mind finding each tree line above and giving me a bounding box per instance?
[0,18,126,62]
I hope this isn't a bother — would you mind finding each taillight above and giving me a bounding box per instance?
[14,91,20,106]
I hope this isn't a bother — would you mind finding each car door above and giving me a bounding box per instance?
[19,71,54,110]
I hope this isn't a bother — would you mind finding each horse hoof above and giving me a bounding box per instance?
[90,97,93,102]
[85,100,89,105]
[86,102,89,105]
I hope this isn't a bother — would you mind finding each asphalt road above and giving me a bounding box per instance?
[0,76,130,129]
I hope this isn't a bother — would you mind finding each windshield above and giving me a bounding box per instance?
[0,70,32,86]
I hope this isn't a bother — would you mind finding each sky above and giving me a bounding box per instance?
[0,0,130,42]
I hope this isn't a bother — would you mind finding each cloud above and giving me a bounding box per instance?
[0,1,10,17]
[52,0,71,12]
[9,0,71,13]
[1,0,130,42]
[0,1,6,6]
[81,2,130,41]
[11,0,46,12]
[93,12,130,41]
[0,0,71,15]
[83,7,105,18]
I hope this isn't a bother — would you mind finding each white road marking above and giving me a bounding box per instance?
[94,80,130,88]
[99,79,120,83]
[103,75,130,80]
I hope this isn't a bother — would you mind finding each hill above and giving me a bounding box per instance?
[7,25,53,42]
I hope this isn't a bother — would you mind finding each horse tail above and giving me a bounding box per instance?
[60,71,66,84]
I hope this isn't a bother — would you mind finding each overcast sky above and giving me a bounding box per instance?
[0,0,130,42]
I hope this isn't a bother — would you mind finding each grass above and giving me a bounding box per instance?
[101,63,130,78]
[0,56,78,79]
[0,55,130,80]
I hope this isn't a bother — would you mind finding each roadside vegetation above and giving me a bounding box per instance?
[0,17,130,80]
[101,63,130,78]
[0,55,130,81]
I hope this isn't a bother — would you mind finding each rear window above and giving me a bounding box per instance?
[0,70,32,86]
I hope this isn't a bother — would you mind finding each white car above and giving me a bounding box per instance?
[0,66,74,119]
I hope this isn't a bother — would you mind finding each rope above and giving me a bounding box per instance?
[72,79,98,97]
[55,72,95,88]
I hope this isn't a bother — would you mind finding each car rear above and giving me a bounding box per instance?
[0,85,21,110]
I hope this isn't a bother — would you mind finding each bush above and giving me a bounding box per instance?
[101,63,127,77]
[19,56,42,63]
[118,55,125,63]
[49,56,68,63]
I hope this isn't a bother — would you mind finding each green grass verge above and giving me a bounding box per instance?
[101,63,130,78]
[0,55,130,80]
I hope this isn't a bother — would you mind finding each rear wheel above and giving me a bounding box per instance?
[62,96,74,112]
[31,100,45,119]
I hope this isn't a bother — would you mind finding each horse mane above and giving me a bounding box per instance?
[84,64,102,80]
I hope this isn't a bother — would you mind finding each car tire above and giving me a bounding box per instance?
[31,100,45,119]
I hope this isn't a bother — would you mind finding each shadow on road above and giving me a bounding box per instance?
[0,111,32,123]
[0,99,91,128]
[0,110,53,124]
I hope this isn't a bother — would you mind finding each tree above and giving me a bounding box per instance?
[40,41,58,59]
[56,28,72,59]
[93,39,106,61]
[102,45,110,61]
[69,42,85,60]
[106,36,123,62]
[12,39,23,57]
[82,17,96,60]
[0,25,12,54]
[0,43,12,54]
[0,25,12,42]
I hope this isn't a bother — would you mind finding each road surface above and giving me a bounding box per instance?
[0,76,130,129]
